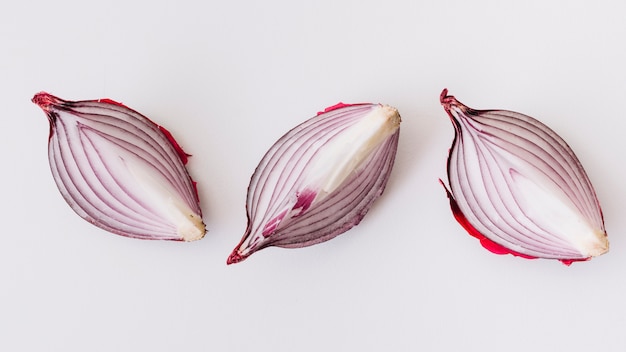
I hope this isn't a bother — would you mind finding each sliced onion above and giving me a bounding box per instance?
[227,103,401,264]
[32,92,205,241]
[440,89,608,264]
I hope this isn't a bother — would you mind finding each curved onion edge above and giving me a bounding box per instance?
[439,88,606,265]
[227,102,400,264]
[33,92,205,241]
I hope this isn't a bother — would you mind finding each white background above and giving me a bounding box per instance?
[2,0,626,351]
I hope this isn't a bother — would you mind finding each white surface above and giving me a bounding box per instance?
[2,0,626,351]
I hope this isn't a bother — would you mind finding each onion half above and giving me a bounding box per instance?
[227,103,401,264]
[440,89,608,264]
[33,92,205,241]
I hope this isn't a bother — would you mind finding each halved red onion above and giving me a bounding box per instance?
[32,92,205,241]
[440,89,608,264]
[227,103,401,264]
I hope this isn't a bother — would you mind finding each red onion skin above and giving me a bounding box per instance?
[442,181,586,266]
[440,180,536,259]
[317,102,367,115]
[440,89,605,264]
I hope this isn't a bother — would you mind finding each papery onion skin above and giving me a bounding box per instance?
[440,89,607,264]
[33,92,205,241]
[227,103,401,264]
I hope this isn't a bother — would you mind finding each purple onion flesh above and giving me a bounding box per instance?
[228,103,401,264]
[440,89,608,264]
[33,92,205,241]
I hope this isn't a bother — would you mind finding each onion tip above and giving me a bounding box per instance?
[226,250,246,265]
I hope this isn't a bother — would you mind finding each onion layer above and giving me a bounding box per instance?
[33,92,205,241]
[227,103,401,264]
[440,89,608,264]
